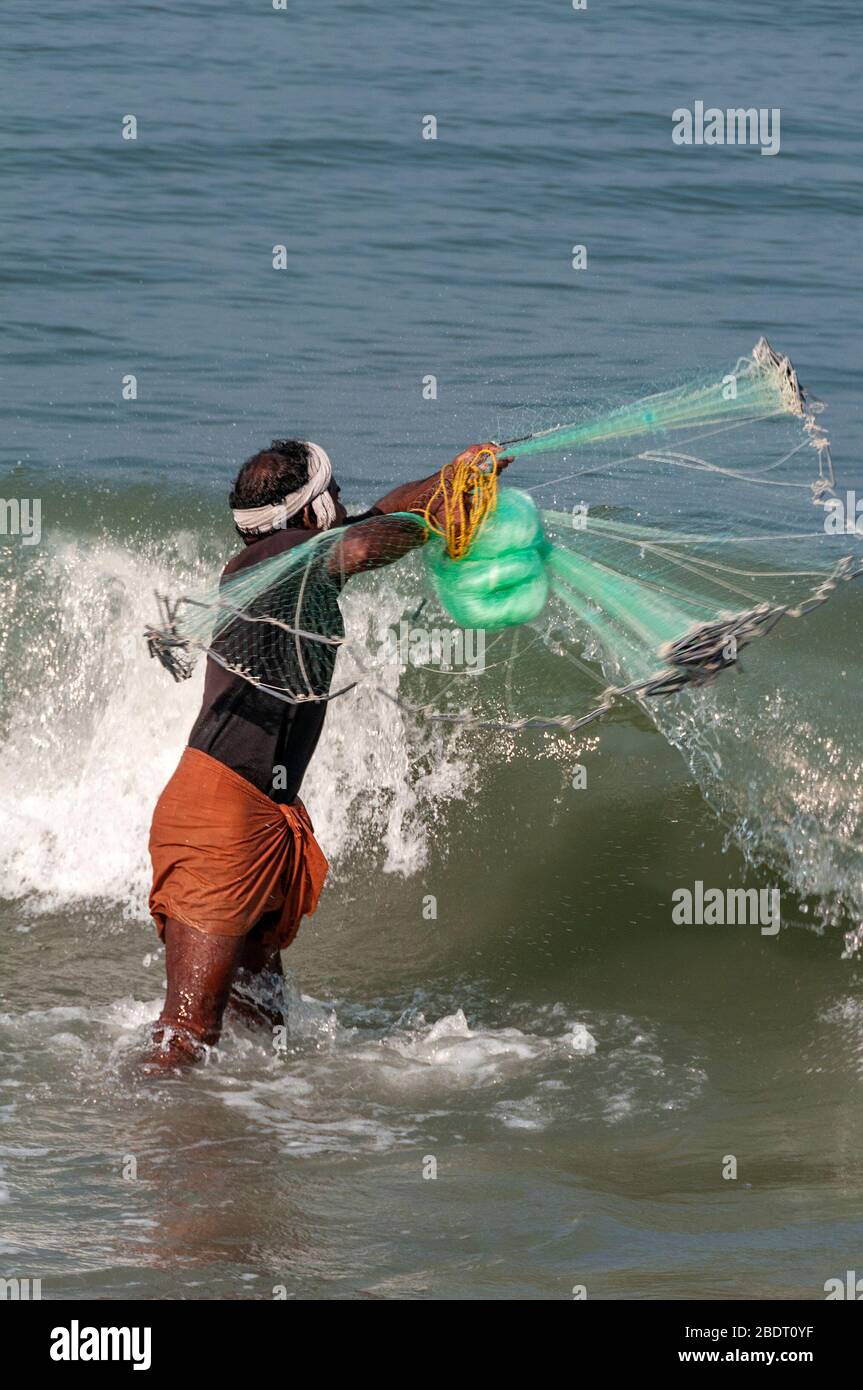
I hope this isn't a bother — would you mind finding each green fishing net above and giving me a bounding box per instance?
[424,489,551,630]
[146,339,863,735]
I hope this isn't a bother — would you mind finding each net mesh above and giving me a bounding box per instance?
[146,339,862,735]
[147,514,430,704]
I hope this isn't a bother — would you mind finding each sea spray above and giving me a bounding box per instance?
[0,534,473,913]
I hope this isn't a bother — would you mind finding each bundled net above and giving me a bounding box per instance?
[146,339,863,734]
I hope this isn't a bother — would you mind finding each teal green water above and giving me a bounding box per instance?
[1,0,862,1301]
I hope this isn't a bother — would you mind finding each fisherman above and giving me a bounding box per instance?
[144,438,509,1070]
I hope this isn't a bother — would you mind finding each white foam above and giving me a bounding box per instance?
[200,1000,599,1153]
[0,973,707,1157]
[303,577,474,877]
[0,535,472,914]
[344,1007,594,1087]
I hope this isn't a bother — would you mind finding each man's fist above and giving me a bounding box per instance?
[448,442,514,474]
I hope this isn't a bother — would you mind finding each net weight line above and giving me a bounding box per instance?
[379,556,863,735]
[146,555,863,734]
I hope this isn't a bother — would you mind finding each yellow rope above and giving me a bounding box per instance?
[422,444,500,560]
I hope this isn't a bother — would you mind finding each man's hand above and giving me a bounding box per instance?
[372,442,514,521]
[446,441,514,476]
[334,442,516,581]
[424,442,513,533]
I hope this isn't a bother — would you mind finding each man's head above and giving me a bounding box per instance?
[229,440,347,541]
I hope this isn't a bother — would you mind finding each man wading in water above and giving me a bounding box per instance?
[144,438,509,1071]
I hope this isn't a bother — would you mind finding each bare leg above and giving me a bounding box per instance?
[142,918,247,1073]
[225,911,288,1035]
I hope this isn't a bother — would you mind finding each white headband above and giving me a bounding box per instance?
[232,442,338,535]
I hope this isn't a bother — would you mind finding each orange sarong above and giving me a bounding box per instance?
[148,747,328,951]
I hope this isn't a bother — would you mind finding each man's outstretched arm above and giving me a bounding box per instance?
[331,443,512,580]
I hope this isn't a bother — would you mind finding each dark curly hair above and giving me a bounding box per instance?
[229,439,311,536]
